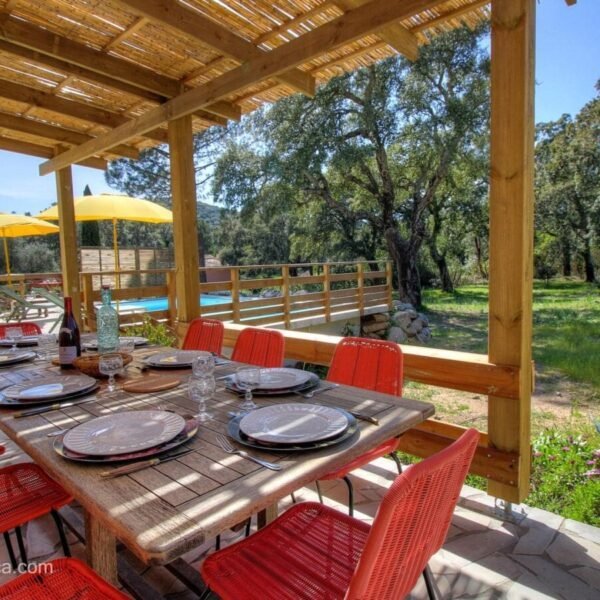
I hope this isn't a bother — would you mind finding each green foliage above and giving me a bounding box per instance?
[123,315,176,347]
[529,430,600,526]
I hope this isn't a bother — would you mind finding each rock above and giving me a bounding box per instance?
[371,313,390,323]
[417,313,430,326]
[261,289,281,298]
[292,289,309,295]
[406,319,424,335]
[362,322,388,334]
[392,311,413,329]
[393,301,414,311]
[365,333,381,340]
[416,327,432,343]
[387,326,408,344]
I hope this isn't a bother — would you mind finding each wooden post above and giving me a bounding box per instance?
[84,510,117,585]
[231,268,240,323]
[166,270,177,327]
[385,260,393,311]
[80,273,95,331]
[168,115,199,338]
[357,262,365,316]
[487,0,535,502]
[323,264,331,322]
[55,165,82,324]
[281,265,291,328]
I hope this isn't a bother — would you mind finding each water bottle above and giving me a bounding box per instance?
[58,297,81,369]
[96,285,119,354]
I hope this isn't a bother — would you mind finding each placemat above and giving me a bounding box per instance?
[122,376,182,393]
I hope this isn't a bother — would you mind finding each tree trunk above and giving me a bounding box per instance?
[384,227,421,306]
[561,238,572,277]
[474,236,488,280]
[581,242,596,283]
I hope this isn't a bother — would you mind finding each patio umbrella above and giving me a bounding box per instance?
[0,213,59,285]
[37,194,173,288]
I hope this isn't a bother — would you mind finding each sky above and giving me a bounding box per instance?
[0,0,598,216]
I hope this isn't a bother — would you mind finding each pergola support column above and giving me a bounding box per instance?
[488,0,535,502]
[168,115,199,338]
[54,165,82,325]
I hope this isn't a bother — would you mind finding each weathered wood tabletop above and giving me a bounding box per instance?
[0,348,434,583]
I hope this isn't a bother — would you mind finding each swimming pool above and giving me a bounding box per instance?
[116,294,232,312]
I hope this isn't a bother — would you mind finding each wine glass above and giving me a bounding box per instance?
[188,376,216,422]
[118,337,136,355]
[192,354,215,378]
[99,353,123,393]
[37,333,57,360]
[235,367,261,414]
[5,327,23,353]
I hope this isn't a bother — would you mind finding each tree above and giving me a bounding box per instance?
[79,185,101,247]
[213,26,490,305]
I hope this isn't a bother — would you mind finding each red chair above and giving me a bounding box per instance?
[317,337,404,515]
[201,429,480,600]
[182,317,224,355]
[0,447,72,569]
[231,327,284,368]
[0,322,42,338]
[0,557,128,599]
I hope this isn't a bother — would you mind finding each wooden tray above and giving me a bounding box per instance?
[122,376,182,393]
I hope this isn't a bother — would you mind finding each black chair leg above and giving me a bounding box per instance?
[342,476,354,517]
[315,480,324,504]
[3,531,17,570]
[51,509,71,557]
[15,526,27,566]
[244,518,251,537]
[215,535,221,551]
[423,565,441,600]
[390,452,403,474]
[290,491,297,504]
[199,586,212,600]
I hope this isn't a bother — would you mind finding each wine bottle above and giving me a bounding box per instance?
[58,296,81,369]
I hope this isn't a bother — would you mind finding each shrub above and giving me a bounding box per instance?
[123,315,176,347]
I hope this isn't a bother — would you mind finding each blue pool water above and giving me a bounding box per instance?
[117,294,231,312]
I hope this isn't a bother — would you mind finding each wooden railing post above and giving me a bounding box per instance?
[81,273,95,331]
[281,265,291,329]
[357,262,365,316]
[231,268,240,323]
[166,270,177,327]
[385,261,393,310]
[323,264,331,322]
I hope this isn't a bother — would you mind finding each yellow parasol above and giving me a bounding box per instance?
[0,213,60,285]
[37,194,173,288]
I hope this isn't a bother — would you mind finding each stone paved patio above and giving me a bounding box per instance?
[0,430,597,599]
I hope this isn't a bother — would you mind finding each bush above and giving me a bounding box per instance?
[123,315,176,347]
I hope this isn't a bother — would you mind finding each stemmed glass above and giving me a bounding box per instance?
[192,354,215,378]
[188,376,216,422]
[37,333,57,360]
[235,367,261,414]
[99,353,123,393]
[5,327,23,353]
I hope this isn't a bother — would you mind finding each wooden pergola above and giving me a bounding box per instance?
[0,0,572,503]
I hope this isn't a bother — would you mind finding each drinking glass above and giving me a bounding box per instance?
[99,353,123,393]
[192,354,215,378]
[235,367,261,414]
[118,337,136,355]
[37,333,57,360]
[5,327,23,353]
[188,376,216,422]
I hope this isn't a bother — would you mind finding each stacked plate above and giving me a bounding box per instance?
[0,335,39,348]
[54,410,199,463]
[143,350,211,369]
[82,336,148,351]
[225,368,319,396]
[0,374,98,407]
[0,350,37,368]
[228,403,358,452]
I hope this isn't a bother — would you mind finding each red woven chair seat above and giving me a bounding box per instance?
[0,463,72,531]
[319,437,401,480]
[202,502,370,600]
[0,558,128,599]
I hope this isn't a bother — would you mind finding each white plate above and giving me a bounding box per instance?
[239,403,349,445]
[144,350,211,368]
[83,336,148,350]
[3,375,97,401]
[255,368,313,390]
[0,335,39,347]
[0,351,37,366]
[63,410,186,456]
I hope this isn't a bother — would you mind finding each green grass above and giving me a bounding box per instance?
[420,279,600,389]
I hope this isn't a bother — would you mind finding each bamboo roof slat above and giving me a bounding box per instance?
[0,0,491,167]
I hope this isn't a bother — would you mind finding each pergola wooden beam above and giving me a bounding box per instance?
[40,0,440,175]
[0,80,169,144]
[117,0,316,97]
[0,136,106,169]
[0,112,139,159]
[332,0,419,61]
[0,13,234,126]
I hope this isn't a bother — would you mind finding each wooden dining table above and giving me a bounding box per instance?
[0,347,434,590]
